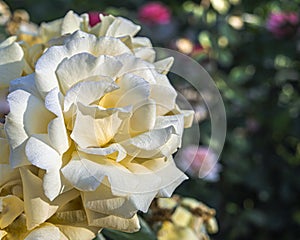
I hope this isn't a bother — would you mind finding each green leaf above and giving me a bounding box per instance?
[101,217,156,240]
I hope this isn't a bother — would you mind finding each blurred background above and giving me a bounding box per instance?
[2,0,300,239]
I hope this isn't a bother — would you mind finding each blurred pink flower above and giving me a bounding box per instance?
[177,145,222,182]
[88,12,101,27]
[138,2,171,25]
[266,12,299,38]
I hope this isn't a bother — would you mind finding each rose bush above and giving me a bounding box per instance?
[2,10,193,235]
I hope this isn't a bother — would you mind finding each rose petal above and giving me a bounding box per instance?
[25,134,62,200]
[24,223,61,240]
[55,53,121,95]
[0,37,24,88]
[154,57,174,74]
[61,11,81,36]
[85,210,140,232]
[99,15,141,38]
[6,90,54,168]
[63,77,118,112]
[45,88,70,154]
[35,32,130,96]
[0,195,24,228]
[20,168,58,230]
[56,225,95,240]
[71,104,131,148]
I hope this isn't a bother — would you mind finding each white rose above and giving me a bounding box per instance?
[6,28,193,232]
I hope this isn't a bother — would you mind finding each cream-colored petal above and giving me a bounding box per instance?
[0,138,9,164]
[56,225,96,240]
[0,165,19,187]
[63,154,160,213]
[0,195,24,229]
[132,37,155,62]
[9,74,40,97]
[6,89,54,168]
[141,156,188,197]
[93,14,141,38]
[85,210,140,233]
[25,134,62,200]
[55,53,120,95]
[130,99,156,134]
[154,57,174,74]
[62,153,143,192]
[105,17,141,37]
[45,88,70,154]
[101,73,150,109]
[20,168,59,230]
[91,14,115,36]
[35,32,130,96]
[60,11,81,36]
[7,89,53,136]
[0,230,6,239]
[24,223,61,240]
[171,105,194,128]
[150,75,177,116]
[71,104,130,148]
[134,47,156,63]
[63,78,118,112]
[61,156,106,191]
[0,37,24,88]
[116,54,156,84]
[39,18,63,43]
[78,143,127,162]
[120,126,175,159]
[82,182,137,219]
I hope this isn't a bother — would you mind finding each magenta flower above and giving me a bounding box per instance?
[266,12,299,38]
[177,145,222,182]
[138,2,171,25]
[88,11,101,27]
